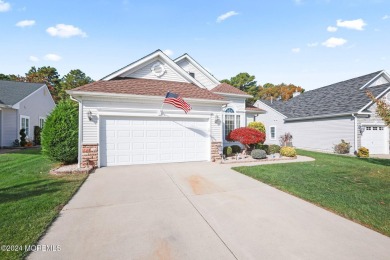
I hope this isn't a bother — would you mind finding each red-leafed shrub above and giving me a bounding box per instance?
[227,127,265,145]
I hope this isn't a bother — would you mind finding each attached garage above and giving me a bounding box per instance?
[100,116,210,166]
[361,125,389,154]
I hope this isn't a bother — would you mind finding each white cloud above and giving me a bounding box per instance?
[0,0,11,12]
[292,48,300,53]
[383,15,390,20]
[44,54,62,61]
[327,26,338,32]
[307,42,319,47]
[336,19,366,30]
[29,56,39,62]
[322,37,347,48]
[163,49,173,56]
[16,20,35,27]
[46,24,87,38]
[217,11,239,23]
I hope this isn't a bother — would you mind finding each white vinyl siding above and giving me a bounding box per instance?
[20,116,30,137]
[122,58,188,82]
[368,75,390,87]
[286,116,355,153]
[175,59,218,89]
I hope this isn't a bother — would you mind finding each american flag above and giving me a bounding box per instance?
[163,92,192,113]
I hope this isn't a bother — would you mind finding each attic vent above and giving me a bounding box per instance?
[189,72,195,78]
[151,62,166,77]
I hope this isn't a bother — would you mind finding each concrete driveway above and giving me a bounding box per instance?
[30,162,390,260]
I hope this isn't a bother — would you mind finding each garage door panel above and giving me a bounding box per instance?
[100,117,210,166]
[361,125,388,154]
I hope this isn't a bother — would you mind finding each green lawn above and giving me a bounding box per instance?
[233,150,390,237]
[0,149,87,260]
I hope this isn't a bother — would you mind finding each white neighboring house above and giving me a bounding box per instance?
[67,50,264,168]
[0,81,56,147]
[254,71,390,155]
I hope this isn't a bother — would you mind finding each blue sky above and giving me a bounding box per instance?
[0,0,389,90]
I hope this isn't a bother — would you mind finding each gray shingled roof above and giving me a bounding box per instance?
[261,71,390,119]
[0,80,44,106]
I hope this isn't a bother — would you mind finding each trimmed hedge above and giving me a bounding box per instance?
[223,146,233,156]
[280,147,297,157]
[231,145,242,154]
[248,121,266,134]
[251,149,267,159]
[268,144,281,154]
[255,144,269,153]
[41,99,79,164]
[357,147,369,158]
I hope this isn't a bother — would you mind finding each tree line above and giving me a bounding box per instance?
[221,72,304,105]
[0,67,94,102]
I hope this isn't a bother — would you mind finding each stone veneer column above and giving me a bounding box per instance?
[81,144,98,168]
[211,142,222,161]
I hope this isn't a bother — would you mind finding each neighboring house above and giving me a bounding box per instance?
[254,71,390,154]
[67,50,264,168]
[0,81,56,147]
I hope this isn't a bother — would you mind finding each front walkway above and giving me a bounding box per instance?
[30,162,390,260]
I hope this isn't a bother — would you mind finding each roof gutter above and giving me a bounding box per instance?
[285,112,357,122]
[66,90,229,105]
[213,92,252,99]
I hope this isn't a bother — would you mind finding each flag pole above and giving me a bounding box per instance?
[160,91,169,116]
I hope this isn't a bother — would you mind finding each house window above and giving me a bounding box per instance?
[39,117,46,128]
[270,126,276,140]
[224,108,241,138]
[20,116,30,137]
[189,72,195,78]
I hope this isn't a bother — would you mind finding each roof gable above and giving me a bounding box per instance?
[101,50,206,89]
[0,80,45,106]
[261,71,390,119]
[174,54,220,89]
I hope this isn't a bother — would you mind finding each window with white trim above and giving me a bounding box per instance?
[224,108,241,138]
[270,126,276,140]
[39,117,46,128]
[20,116,30,137]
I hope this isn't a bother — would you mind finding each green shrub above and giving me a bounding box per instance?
[223,146,233,156]
[34,126,41,145]
[280,147,296,157]
[357,147,369,158]
[255,144,269,154]
[41,99,78,164]
[19,129,27,147]
[251,149,267,159]
[268,144,281,154]
[12,139,20,147]
[248,121,266,134]
[231,145,242,153]
[334,139,351,154]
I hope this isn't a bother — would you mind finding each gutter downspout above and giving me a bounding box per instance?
[352,113,358,153]
[70,96,83,168]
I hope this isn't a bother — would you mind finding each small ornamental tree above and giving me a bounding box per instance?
[248,121,266,134]
[367,91,390,127]
[41,99,78,164]
[19,129,27,147]
[227,127,265,154]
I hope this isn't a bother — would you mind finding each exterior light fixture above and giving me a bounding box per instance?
[88,110,93,121]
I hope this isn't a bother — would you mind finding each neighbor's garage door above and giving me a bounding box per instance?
[361,125,388,154]
[100,117,210,166]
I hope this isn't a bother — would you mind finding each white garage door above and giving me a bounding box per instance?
[361,125,389,154]
[100,117,210,166]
